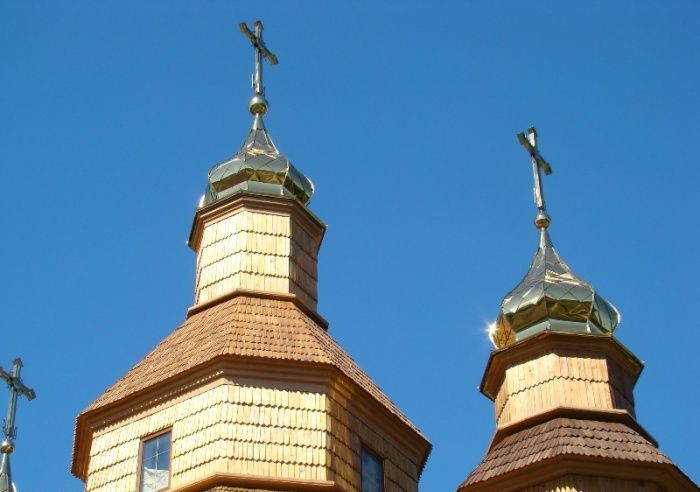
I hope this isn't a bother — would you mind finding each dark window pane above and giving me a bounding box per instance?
[157,433,171,454]
[156,450,170,470]
[361,448,383,492]
[142,439,157,460]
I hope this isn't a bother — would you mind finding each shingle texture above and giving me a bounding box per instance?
[82,295,420,436]
[461,417,672,488]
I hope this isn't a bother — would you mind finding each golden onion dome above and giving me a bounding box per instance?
[490,227,620,349]
[203,114,314,207]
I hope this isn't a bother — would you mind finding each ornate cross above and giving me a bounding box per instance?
[517,127,552,228]
[240,20,278,115]
[0,359,35,450]
[0,359,35,492]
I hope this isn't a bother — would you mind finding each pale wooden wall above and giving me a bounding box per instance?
[495,351,635,426]
[85,379,421,492]
[86,382,328,492]
[520,474,665,491]
[194,209,319,310]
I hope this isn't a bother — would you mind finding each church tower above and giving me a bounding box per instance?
[71,21,430,492]
[458,128,697,491]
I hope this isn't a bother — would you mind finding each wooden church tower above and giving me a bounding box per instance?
[458,128,697,492]
[71,21,430,492]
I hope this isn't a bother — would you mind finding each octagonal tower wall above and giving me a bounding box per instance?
[189,193,324,314]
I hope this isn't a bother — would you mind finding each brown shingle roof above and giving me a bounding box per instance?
[461,417,672,488]
[83,295,423,441]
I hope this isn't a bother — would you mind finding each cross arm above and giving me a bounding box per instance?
[517,131,552,175]
[239,22,257,44]
[239,22,278,65]
[0,368,10,385]
[16,383,36,401]
[0,366,36,401]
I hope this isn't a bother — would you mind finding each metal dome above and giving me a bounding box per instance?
[491,228,620,349]
[203,114,314,207]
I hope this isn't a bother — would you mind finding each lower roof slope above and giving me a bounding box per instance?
[460,417,695,490]
[82,294,424,440]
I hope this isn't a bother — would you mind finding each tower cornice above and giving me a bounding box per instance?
[188,191,326,253]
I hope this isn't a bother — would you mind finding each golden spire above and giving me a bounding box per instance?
[489,127,620,348]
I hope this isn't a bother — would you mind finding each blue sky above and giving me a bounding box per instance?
[1,1,699,490]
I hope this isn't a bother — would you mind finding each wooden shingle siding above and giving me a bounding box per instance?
[195,208,320,311]
[495,351,635,426]
[84,377,424,492]
[327,388,420,492]
[86,384,329,492]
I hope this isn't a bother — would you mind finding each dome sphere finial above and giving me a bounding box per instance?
[249,95,269,115]
[534,210,551,229]
[0,440,13,454]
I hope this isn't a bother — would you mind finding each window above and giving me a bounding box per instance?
[361,447,384,492]
[140,431,172,492]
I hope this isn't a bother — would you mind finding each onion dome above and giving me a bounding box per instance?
[490,227,620,348]
[203,114,314,206]
[490,126,620,348]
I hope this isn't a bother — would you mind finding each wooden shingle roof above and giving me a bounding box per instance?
[82,295,423,439]
[460,417,683,489]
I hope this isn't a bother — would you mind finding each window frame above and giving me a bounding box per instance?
[137,428,173,492]
[360,444,385,492]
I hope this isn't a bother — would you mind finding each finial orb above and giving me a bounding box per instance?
[0,440,14,454]
[249,95,269,115]
[535,211,551,229]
